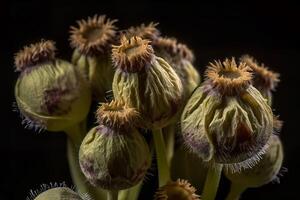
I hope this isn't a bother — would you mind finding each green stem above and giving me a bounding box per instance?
[225,183,246,200]
[163,124,175,166]
[107,190,119,200]
[65,122,106,199]
[152,128,171,187]
[202,164,223,200]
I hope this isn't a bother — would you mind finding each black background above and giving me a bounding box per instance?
[3,0,299,199]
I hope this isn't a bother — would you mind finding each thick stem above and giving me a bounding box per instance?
[225,183,246,200]
[163,124,175,166]
[107,190,119,200]
[65,123,106,199]
[202,164,223,200]
[152,128,171,187]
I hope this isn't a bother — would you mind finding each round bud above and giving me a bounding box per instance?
[34,187,83,200]
[79,100,151,190]
[112,36,183,129]
[240,55,280,105]
[225,135,284,187]
[154,179,201,200]
[14,40,91,132]
[70,15,118,100]
[181,58,274,171]
[152,37,200,99]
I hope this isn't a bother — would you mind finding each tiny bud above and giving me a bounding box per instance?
[152,37,200,99]
[154,179,201,200]
[124,22,160,41]
[240,55,280,105]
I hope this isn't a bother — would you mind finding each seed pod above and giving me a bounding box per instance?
[154,179,201,200]
[14,40,91,132]
[181,58,274,171]
[240,55,280,105]
[225,135,284,188]
[79,100,151,190]
[152,37,200,99]
[124,22,160,41]
[112,36,183,129]
[70,15,118,100]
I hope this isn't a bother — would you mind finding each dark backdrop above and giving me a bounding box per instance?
[3,1,299,199]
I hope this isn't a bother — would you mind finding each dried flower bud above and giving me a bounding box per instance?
[14,40,91,132]
[152,37,200,99]
[240,55,280,105]
[124,22,160,41]
[112,36,183,129]
[154,179,201,200]
[181,58,274,171]
[79,100,151,190]
[225,135,284,187]
[27,183,88,200]
[33,187,83,200]
[70,15,118,100]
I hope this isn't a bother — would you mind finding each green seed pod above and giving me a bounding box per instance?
[79,100,151,190]
[70,15,118,100]
[181,58,274,171]
[112,36,183,129]
[225,135,284,188]
[124,22,160,41]
[152,37,200,99]
[14,40,91,132]
[154,179,201,200]
[240,55,280,105]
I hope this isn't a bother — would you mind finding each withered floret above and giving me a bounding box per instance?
[70,15,117,55]
[154,179,201,200]
[15,40,56,71]
[112,36,154,72]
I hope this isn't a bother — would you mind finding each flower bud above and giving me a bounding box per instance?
[79,100,151,190]
[112,36,183,129]
[70,15,118,100]
[33,187,83,200]
[124,22,160,41]
[152,37,200,99]
[14,40,91,132]
[225,135,284,187]
[27,183,87,200]
[181,58,274,171]
[240,55,280,105]
[154,179,201,200]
